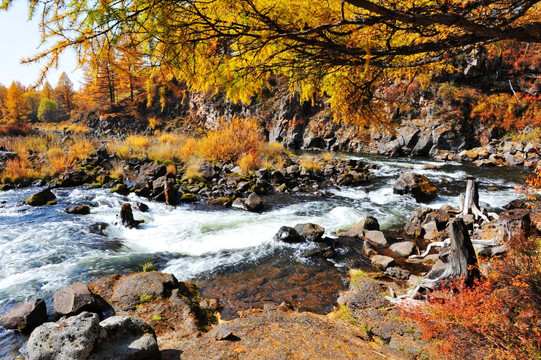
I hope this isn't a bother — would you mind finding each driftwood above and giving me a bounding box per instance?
[409,239,450,260]
[459,177,489,222]
[120,203,144,228]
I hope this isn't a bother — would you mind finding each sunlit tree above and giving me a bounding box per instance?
[55,72,75,118]
[4,81,27,123]
[3,0,541,125]
[38,98,58,122]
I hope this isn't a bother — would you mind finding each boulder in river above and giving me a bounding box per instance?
[65,205,91,215]
[389,241,415,258]
[25,188,56,206]
[244,192,264,212]
[120,203,144,228]
[337,216,380,238]
[294,223,325,242]
[274,226,305,243]
[53,282,100,316]
[393,173,437,203]
[0,299,46,333]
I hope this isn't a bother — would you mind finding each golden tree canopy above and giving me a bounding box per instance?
[2,0,541,125]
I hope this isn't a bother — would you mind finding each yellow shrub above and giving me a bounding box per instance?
[147,142,178,163]
[2,158,40,182]
[179,138,198,161]
[68,137,95,161]
[322,152,333,162]
[158,133,182,144]
[47,148,71,175]
[198,118,264,163]
[299,155,322,172]
[184,157,203,180]
[116,146,131,159]
[109,160,126,180]
[238,151,262,172]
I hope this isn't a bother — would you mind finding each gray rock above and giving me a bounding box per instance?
[371,255,395,270]
[274,226,304,243]
[337,278,388,310]
[53,282,99,316]
[384,267,411,280]
[26,312,103,360]
[338,216,379,238]
[364,230,388,248]
[294,223,325,242]
[389,241,415,257]
[0,299,46,333]
[244,192,263,212]
[404,223,424,237]
[89,316,159,360]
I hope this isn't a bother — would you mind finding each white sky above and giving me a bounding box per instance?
[0,1,84,89]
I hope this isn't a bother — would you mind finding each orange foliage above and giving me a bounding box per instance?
[402,234,541,360]
[1,157,40,182]
[238,151,261,172]
[198,118,264,163]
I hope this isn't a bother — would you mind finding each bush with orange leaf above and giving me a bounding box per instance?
[401,233,541,360]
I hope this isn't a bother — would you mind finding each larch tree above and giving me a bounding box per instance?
[40,82,54,100]
[55,72,75,118]
[5,81,27,123]
[2,0,540,125]
[0,84,7,121]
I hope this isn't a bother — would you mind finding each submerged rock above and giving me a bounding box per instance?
[0,299,46,333]
[25,188,56,206]
[65,205,91,215]
[393,173,437,203]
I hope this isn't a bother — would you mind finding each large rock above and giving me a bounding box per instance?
[371,255,395,270]
[89,316,159,360]
[0,299,47,333]
[393,173,437,203]
[53,282,100,316]
[337,278,389,310]
[88,272,211,339]
[244,192,264,212]
[294,223,325,242]
[26,312,102,360]
[120,203,144,228]
[273,226,304,243]
[25,188,56,206]
[25,312,160,360]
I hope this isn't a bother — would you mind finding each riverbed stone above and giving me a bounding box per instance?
[53,282,99,316]
[384,267,411,280]
[389,241,415,257]
[294,223,325,242]
[0,299,46,333]
[393,173,437,202]
[274,226,304,243]
[65,205,91,215]
[25,188,56,206]
[371,255,395,270]
[422,221,439,240]
[364,230,388,248]
[337,278,389,310]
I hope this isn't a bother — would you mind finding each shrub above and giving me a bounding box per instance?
[68,137,95,161]
[238,151,262,172]
[38,98,58,122]
[47,147,70,175]
[1,158,40,183]
[126,135,152,150]
[198,117,264,163]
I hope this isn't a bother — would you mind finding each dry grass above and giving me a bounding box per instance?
[47,148,71,175]
[298,155,322,172]
[109,160,126,180]
[1,158,41,183]
[184,157,203,181]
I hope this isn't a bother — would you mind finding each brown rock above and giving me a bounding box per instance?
[0,299,46,333]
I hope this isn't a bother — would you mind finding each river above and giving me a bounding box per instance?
[0,154,530,358]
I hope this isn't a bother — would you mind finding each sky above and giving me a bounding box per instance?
[0,1,84,89]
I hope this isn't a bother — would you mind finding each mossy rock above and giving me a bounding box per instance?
[109,184,130,195]
[26,188,57,206]
[180,193,197,203]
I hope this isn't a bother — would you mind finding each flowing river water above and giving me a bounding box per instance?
[0,154,530,357]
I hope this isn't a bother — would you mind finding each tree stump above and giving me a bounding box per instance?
[120,203,144,228]
[459,177,489,222]
[420,218,479,289]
